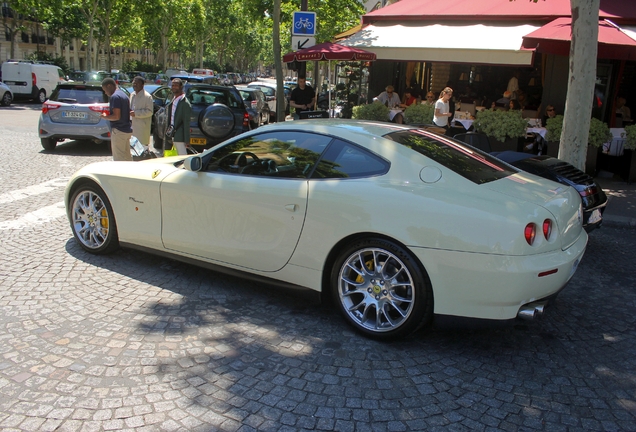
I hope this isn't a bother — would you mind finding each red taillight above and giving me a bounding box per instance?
[524,223,536,245]
[542,219,552,239]
[89,105,110,115]
[32,72,37,87]
[243,112,250,128]
[42,102,61,114]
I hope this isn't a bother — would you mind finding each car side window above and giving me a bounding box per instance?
[312,139,390,179]
[203,131,332,178]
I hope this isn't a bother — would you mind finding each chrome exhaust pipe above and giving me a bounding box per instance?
[517,301,548,320]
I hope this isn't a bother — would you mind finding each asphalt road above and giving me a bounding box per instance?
[0,103,635,431]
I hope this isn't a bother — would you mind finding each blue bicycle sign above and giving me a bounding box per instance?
[292,11,316,36]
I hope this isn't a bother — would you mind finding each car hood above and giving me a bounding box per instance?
[484,172,583,250]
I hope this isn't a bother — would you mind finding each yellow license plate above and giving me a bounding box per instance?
[190,138,206,145]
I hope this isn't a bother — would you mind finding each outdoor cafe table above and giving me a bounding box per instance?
[452,118,474,130]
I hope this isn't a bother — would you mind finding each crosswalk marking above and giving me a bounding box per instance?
[0,202,67,230]
[0,178,69,204]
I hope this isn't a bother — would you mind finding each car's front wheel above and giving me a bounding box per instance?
[40,137,56,151]
[69,184,119,254]
[331,238,433,340]
[1,91,12,106]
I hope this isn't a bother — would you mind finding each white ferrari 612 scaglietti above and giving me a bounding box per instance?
[65,120,587,340]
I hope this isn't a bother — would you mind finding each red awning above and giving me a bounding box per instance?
[362,0,636,24]
[283,42,377,63]
[522,18,636,60]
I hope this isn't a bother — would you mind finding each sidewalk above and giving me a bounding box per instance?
[595,172,636,228]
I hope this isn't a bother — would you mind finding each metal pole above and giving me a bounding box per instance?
[299,0,308,78]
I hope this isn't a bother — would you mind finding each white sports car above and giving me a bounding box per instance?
[65,120,587,340]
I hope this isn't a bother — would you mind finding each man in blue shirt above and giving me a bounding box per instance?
[101,77,133,161]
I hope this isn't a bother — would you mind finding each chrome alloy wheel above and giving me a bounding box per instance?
[72,190,110,250]
[338,247,415,333]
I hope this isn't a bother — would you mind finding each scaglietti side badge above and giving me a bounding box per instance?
[152,169,161,179]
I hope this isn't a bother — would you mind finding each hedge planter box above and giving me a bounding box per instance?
[546,141,560,158]
[622,149,636,183]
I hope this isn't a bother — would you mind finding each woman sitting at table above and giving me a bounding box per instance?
[542,104,557,127]
[423,91,436,106]
[509,99,521,111]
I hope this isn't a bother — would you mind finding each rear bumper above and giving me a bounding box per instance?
[410,230,588,321]
[38,116,111,141]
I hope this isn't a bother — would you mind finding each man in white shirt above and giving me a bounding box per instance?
[130,76,154,149]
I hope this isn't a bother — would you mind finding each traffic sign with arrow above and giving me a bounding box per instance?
[291,36,316,50]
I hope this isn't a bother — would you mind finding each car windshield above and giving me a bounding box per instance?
[384,130,516,185]
[51,86,107,104]
[186,88,241,108]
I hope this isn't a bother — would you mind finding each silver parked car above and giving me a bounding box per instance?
[0,81,13,106]
[38,82,126,151]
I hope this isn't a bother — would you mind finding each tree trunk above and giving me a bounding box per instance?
[558,0,600,170]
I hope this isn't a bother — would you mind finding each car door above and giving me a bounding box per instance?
[160,130,332,272]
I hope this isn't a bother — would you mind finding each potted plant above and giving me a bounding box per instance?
[473,109,527,151]
[403,103,435,125]
[545,115,611,175]
[623,124,636,182]
[352,101,390,122]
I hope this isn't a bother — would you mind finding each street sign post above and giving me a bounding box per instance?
[292,11,316,36]
[291,36,316,50]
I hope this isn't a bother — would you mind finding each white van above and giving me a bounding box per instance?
[1,61,65,103]
[192,68,216,76]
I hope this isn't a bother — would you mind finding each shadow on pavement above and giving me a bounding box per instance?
[40,139,112,157]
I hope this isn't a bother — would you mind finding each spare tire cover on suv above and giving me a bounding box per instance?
[199,104,236,139]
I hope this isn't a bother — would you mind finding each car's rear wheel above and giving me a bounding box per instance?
[69,184,119,254]
[331,238,433,340]
[1,91,11,106]
[37,89,46,103]
[40,137,56,151]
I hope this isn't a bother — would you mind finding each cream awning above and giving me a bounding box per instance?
[338,23,540,65]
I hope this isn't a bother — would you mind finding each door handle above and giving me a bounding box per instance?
[285,204,297,212]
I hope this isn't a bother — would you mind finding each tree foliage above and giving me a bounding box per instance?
[7,0,363,72]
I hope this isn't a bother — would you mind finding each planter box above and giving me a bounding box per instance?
[621,149,636,183]
[546,141,559,157]
[585,146,599,176]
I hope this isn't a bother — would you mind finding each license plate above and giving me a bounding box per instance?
[588,209,602,224]
[62,111,87,119]
[190,138,206,145]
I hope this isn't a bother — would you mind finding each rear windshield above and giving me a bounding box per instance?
[51,86,107,104]
[384,130,516,185]
[187,87,241,108]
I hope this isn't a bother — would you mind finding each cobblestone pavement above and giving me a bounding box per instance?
[0,104,635,431]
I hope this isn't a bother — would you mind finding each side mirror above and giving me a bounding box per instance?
[184,156,202,172]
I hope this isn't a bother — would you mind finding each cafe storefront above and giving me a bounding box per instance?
[337,0,636,177]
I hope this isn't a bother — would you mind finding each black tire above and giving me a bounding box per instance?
[69,184,120,254]
[41,137,56,151]
[37,89,46,104]
[330,237,433,340]
[1,91,11,106]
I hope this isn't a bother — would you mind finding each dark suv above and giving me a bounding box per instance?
[153,83,250,151]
